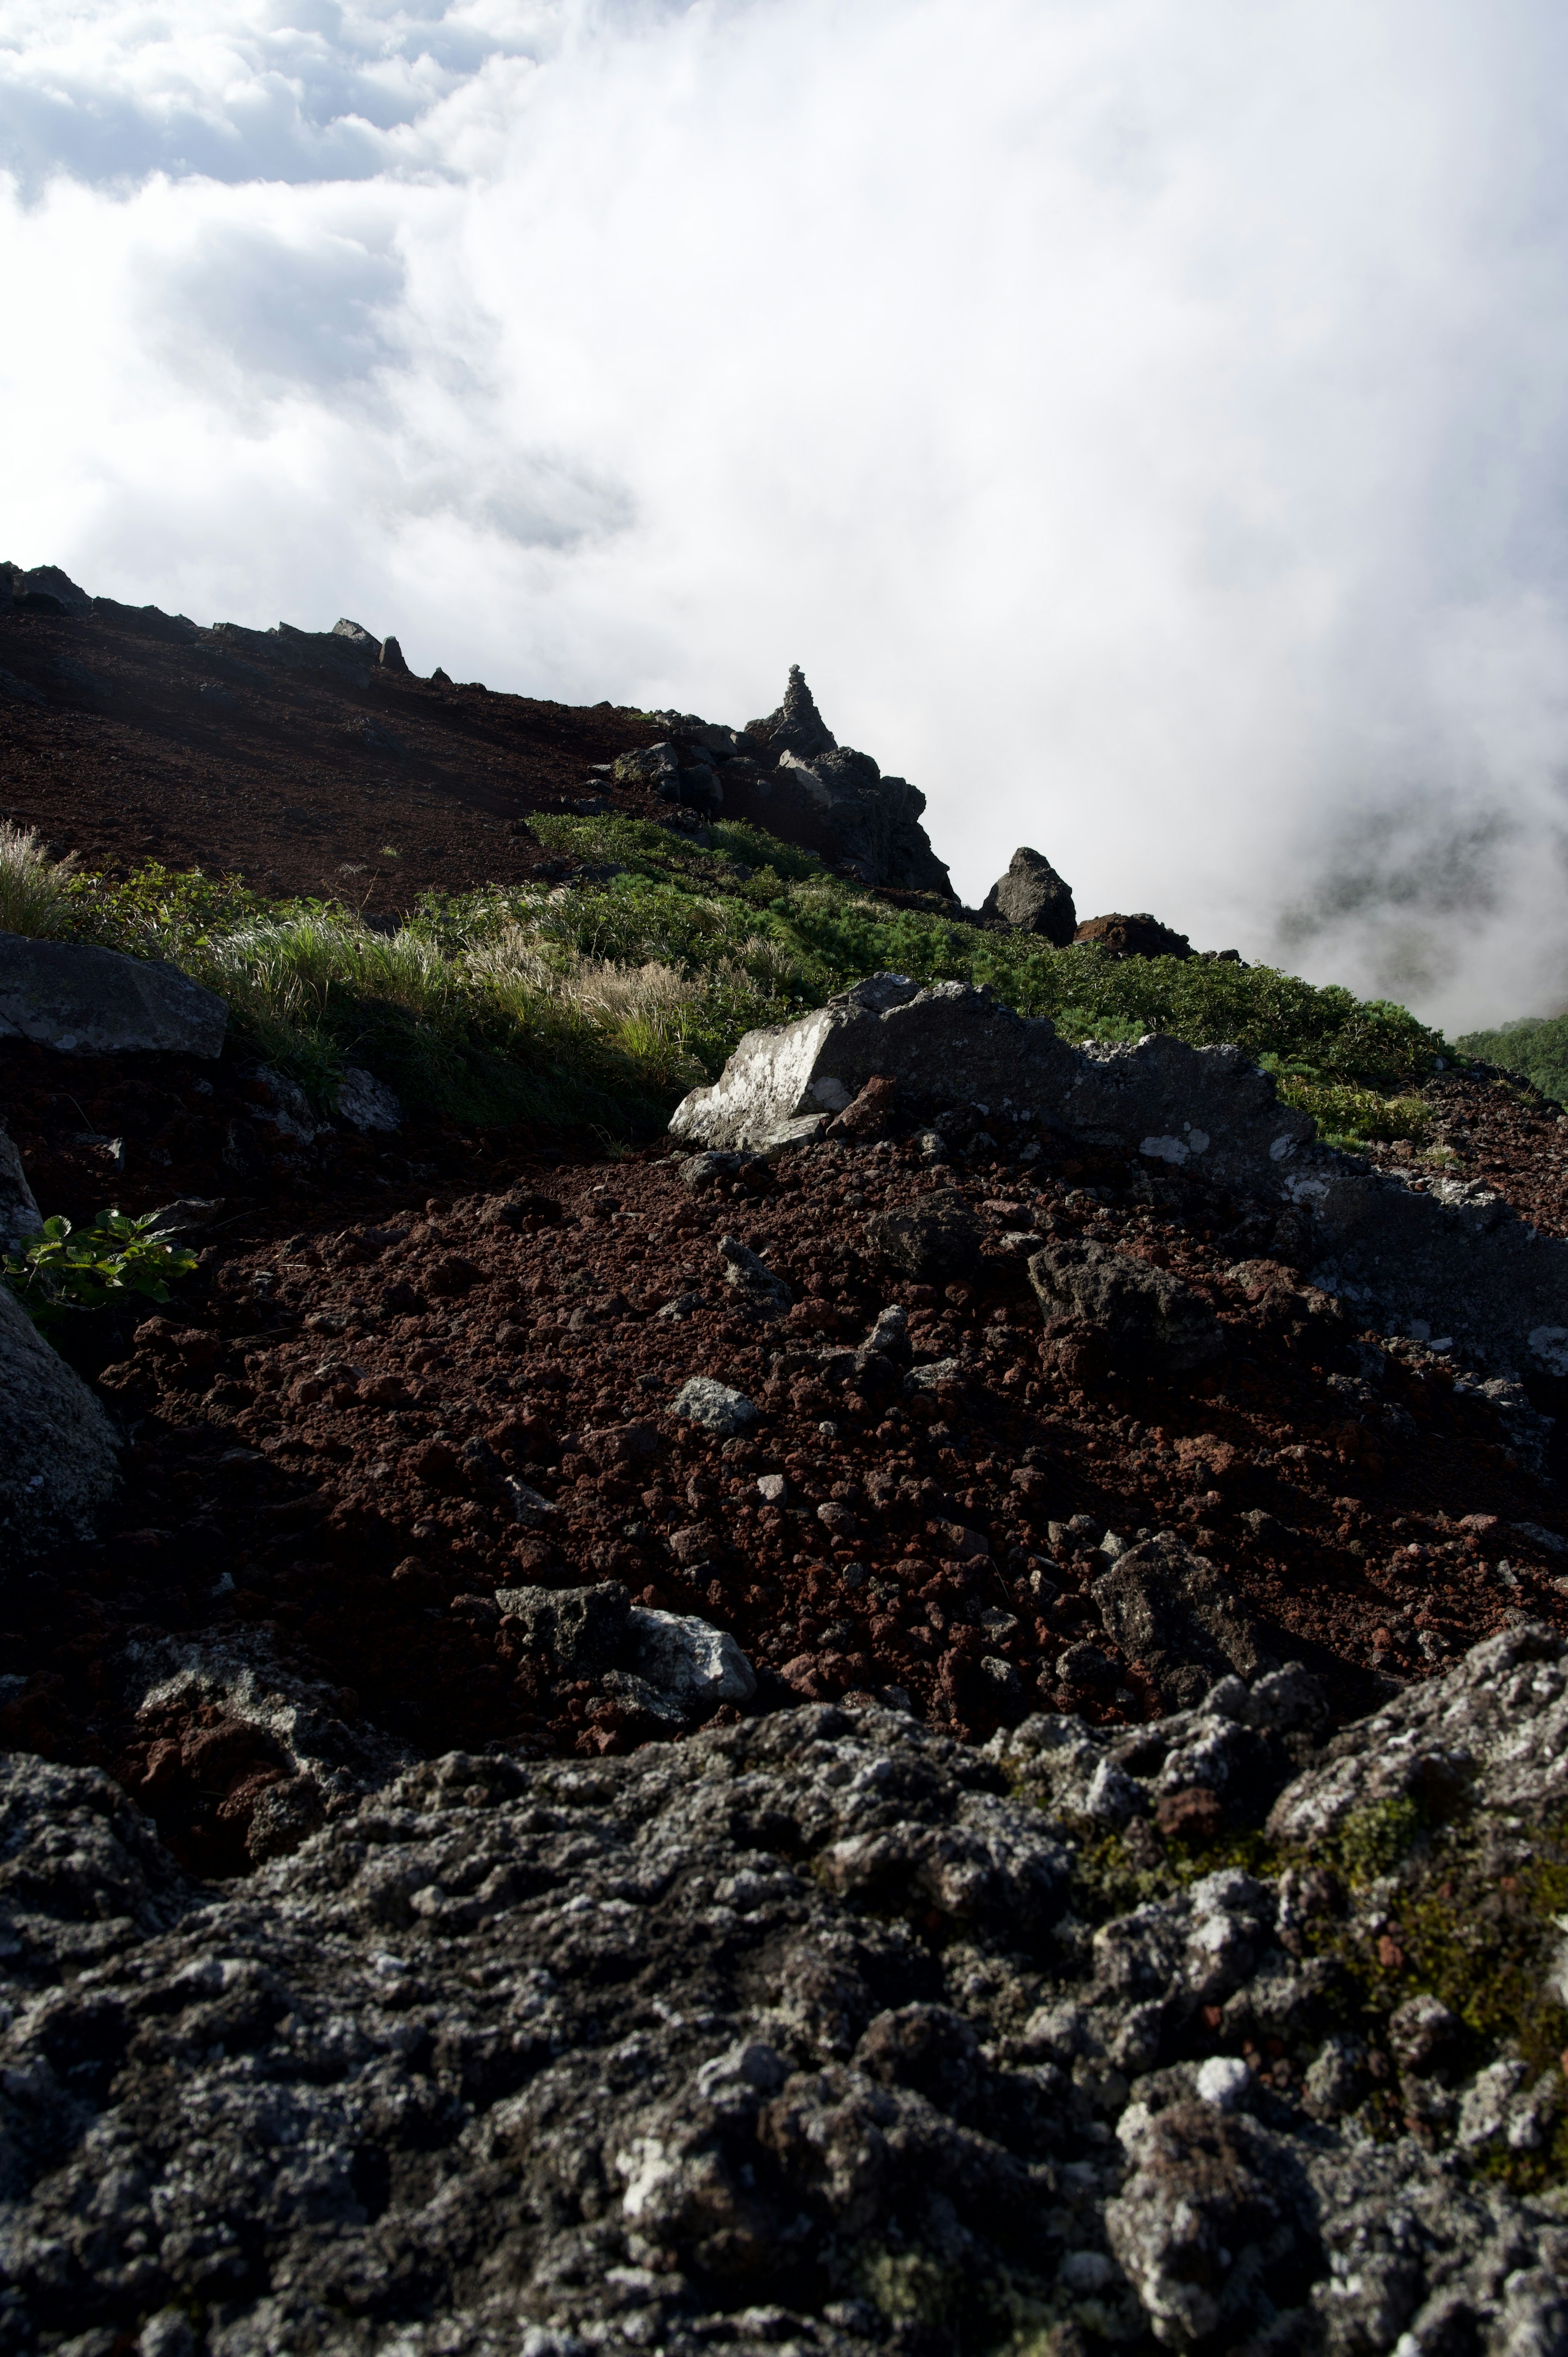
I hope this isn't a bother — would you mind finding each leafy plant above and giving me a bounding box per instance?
[4,1209,199,1325]
[1455,1012,1568,1107]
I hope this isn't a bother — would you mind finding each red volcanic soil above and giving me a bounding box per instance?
[4,1025,1568,1876]
[0,598,669,905]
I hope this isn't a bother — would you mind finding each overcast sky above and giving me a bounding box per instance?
[5,0,1568,1029]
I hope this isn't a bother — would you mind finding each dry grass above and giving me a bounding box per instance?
[0,824,78,939]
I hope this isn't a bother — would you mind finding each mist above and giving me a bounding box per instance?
[5,0,1568,1031]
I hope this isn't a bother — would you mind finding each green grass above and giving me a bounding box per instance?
[1454,1013,1568,1108]
[12,813,1449,1142]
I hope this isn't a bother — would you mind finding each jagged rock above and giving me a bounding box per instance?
[1267,1620,1568,1844]
[332,1066,402,1132]
[1076,911,1195,960]
[1300,1152,1568,1378]
[748,662,838,760]
[671,979,1568,1372]
[718,1233,792,1311]
[0,1121,40,1253]
[378,634,408,672]
[4,1646,1568,2354]
[1091,1532,1275,1708]
[670,975,1308,1196]
[627,1607,757,1710]
[0,1278,119,1564]
[982,846,1078,944]
[0,932,228,1057]
[612,740,681,793]
[4,562,92,615]
[492,1579,631,1674]
[669,1376,758,1434]
[873,1188,985,1282]
[1028,1236,1224,1374]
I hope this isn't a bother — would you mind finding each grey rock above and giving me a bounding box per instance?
[0,1122,40,1253]
[1267,1620,1568,1844]
[669,1376,758,1435]
[0,933,227,1058]
[627,1607,757,1711]
[903,1356,962,1392]
[493,1581,631,1675]
[1093,1531,1275,1709]
[2,1648,1567,2353]
[981,845,1078,944]
[0,1277,119,1563]
[748,662,837,761]
[669,977,1304,1196]
[119,1624,412,1799]
[612,740,681,793]
[145,1195,224,1241]
[1028,1235,1224,1372]
[503,1478,557,1527]
[717,1233,792,1311]
[874,1187,984,1282]
[333,1066,403,1133]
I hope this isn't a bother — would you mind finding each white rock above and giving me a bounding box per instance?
[628,1608,757,1712]
[669,1377,757,1436]
[1195,2055,1252,2110]
[335,1066,403,1132]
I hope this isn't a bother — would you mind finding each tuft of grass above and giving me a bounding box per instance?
[0,822,79,938]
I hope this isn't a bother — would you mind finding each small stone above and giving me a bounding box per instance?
[669,1377,758,1436]
[1195,2055,1252,2110]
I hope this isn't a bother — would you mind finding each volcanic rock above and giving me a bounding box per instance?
[0,1120,40,1252]
[0,932,227,1057]
[1027,1235,1224,1372]
[1076,911,1195,959]
[748,661,837,761]
[981,845,1078,944]
[0,1278,119,1563]
[669,1375,758,1435]
[1091,1530,1274,1708]
[6,1642,1568,2353]
[874,1188,985,1282]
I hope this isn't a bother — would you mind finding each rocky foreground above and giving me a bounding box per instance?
[3,1627,1568,2355]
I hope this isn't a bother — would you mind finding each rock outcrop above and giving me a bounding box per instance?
[0,1276,119,1563]
[0,933,227,1057]
[646,667,955,896]
[670,975,1568,1373]
[3,1630,1567,2355]
[982,845,1078,943]
[1075,912,1195,960]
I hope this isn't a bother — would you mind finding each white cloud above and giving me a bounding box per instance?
[5,0,1568,1028]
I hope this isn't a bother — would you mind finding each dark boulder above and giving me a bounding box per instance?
[1076,911,1194,959]
[1027,1236,1223,1373]
[981,846,1078,944]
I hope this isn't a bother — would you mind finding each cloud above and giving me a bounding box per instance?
[5,0,1568,1029]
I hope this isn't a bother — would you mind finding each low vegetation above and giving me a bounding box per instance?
[3,1208,198,1327]
[0,815,1449,1139]
[1455,1013,1568,1108]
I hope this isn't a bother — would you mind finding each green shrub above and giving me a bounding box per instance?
[4,1209,198,1326]
[1454,1013,1568,1107]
